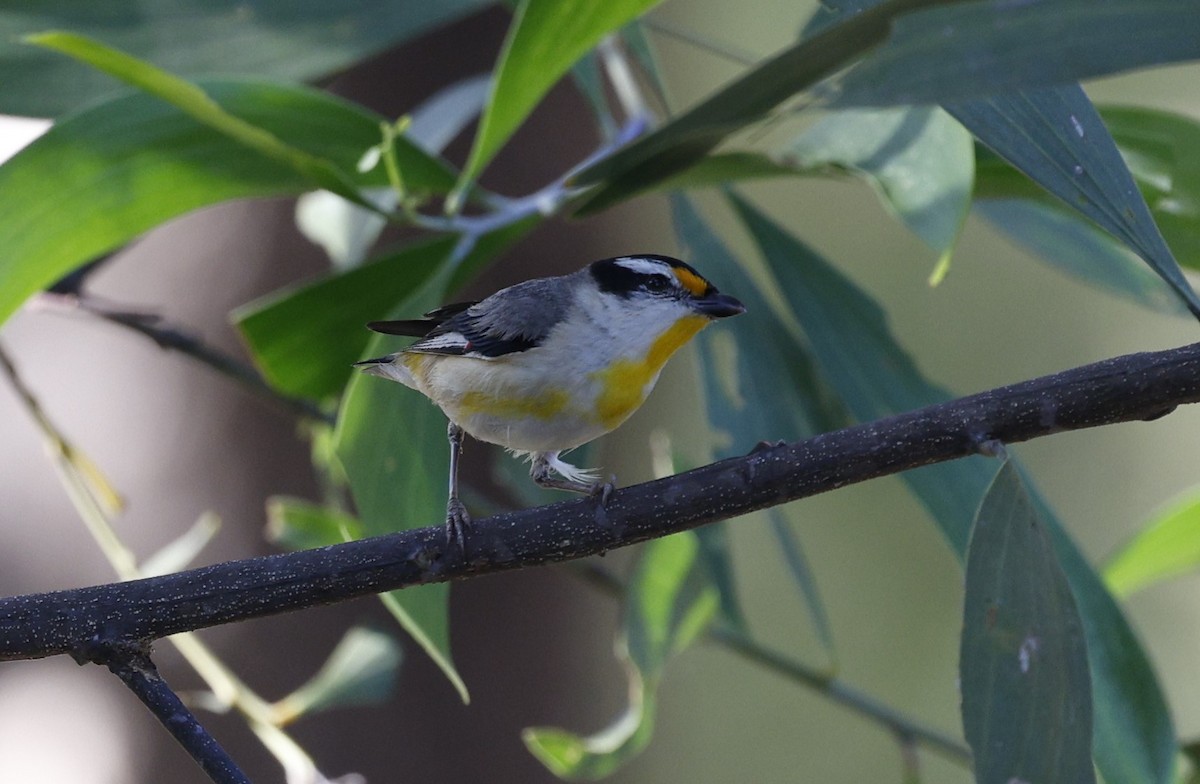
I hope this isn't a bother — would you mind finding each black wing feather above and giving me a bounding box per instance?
[367,301,477,337]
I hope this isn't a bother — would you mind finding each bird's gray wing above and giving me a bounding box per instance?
[407,274,576,358]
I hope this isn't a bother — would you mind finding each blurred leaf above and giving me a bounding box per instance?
[0,1,487,118]
[1100,106,1200,271]
[975,199,1182,313]
[961,462,1094,784]
[524,532,716,778]
[236,220,535,401]
[834,0,1200,107]
[728,191,1176,784]
[295,74,490,269]
[768,510,836,658]
[236,236,456,401]
[0,78,455,329]
[271,626,402,724]
[672,194,847,646]
[141,512,222,577]
[947,86,1200,315]
[333,239,541,705]
[28,32,378,209]
[1104,491,1200,598]
[786,106,973,262]
[456,0,664,196]
[570,0,967,210]
[265,496,364,551]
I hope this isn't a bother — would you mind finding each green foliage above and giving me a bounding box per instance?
[1,2,1198,782]
[961,463,1094,784]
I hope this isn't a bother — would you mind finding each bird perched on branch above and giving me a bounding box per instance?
[356,254,745,546]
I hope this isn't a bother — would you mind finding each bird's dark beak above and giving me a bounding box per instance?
[692,291,746,319]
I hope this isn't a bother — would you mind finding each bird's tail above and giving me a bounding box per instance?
[354,354,416,387]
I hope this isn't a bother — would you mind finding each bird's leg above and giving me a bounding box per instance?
[445,422,470,547]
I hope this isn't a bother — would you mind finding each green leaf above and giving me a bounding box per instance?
[570,0,966,210]
[28,32,378,209]
[948,86,1200,315]
[265,496,364,551]
[524,532,716,778]
[671,194,846,648]
[455,0,664,196]
[961,462,1094,784]
[331,234,537,705]
[1097,106,1200,273]
[727,190,1176,784]
[0,1,487,118]
[271,626,402,723]
[235,217,535,402]
[786,106,973,261]
[1104,491,1200,598]
[833,0,1200,107]
[235,236,457,401]
[975,199,1182,314]
[0,78,456,329]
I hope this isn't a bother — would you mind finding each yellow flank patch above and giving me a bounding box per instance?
[672,266,710,297]
[591,315,709,429]
[459,387,570,420]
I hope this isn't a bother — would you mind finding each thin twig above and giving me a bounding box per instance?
[35,292,333,425]
[570,561,969,765]
[0,341,1198,661]
[709,626,971,764]
[99,648,250,784]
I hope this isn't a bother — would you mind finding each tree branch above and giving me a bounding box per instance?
[92,645,250,784]
[2,341,1199,662]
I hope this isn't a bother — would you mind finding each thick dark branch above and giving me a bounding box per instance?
[2,341,1199,661]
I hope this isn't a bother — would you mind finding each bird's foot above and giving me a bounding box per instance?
[445,497,471,553]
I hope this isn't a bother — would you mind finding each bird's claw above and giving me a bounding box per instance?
[445,498,471,553]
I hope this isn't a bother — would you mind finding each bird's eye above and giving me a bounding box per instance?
[642,275,672,293]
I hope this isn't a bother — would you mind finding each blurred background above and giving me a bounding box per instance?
[1,2,1200,782]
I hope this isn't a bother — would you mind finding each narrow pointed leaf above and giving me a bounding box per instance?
[975,199,1182,313]
[524,532,716,778]
[947,86,1200,315]
[0,1,488,117]
[457,0,664,192]
[962,462,1094,784]
[834,0,1200,107]
[141,512,221,577]
[787,106,973,258]
[0,79,456,329]
[271,626,402,723]
[569,0,969,210]
[28,32,376,209]
[265,496,365,551]
[672,193,846,647]
[1104,491,1200,598]
[236,236,456,401]
[729,191,1175,784]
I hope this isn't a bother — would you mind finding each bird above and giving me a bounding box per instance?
[355,254,745,546]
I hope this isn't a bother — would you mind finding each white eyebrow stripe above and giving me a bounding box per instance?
[614,256,673,279]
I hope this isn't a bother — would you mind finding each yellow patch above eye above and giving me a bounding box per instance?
[672,267,710,297]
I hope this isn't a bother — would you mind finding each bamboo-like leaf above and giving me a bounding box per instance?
[0,1,488,117]
[270,627,402,724]
[455,0,664,198]
[728,191,1176,784]
[524,532,716,778]
[1105,491,1200,598]
[962,462,1094,784]
[0,78,455,329]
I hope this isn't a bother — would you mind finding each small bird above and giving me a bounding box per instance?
[355,254,745,545]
